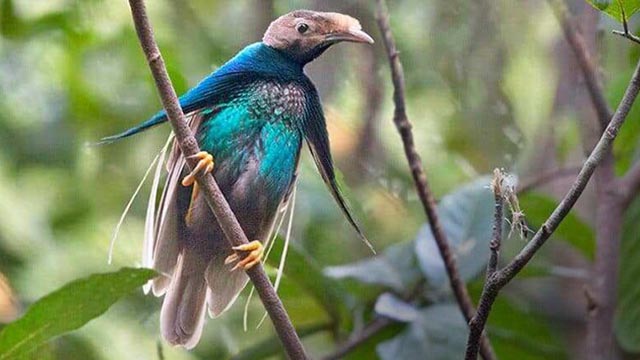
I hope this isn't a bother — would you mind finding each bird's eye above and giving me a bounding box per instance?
[297,23,309,34]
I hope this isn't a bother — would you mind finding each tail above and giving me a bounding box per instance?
[160,250,209,349]
[95,112,167,145]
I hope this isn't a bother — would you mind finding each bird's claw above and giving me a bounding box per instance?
[224,241,264,271]
[183,151,214,224]
[182,151,215,188]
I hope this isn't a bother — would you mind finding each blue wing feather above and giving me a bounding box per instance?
[98,43,302,145]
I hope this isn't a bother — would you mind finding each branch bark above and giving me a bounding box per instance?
[375,1,496,359]
[548,2,640,358]
[465,170,504,359]
[464,47,640,360]
[126,1,307,358]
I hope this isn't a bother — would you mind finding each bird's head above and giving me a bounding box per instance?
[263,10,374,64]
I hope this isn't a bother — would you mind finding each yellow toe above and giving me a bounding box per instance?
[227,241,264,271]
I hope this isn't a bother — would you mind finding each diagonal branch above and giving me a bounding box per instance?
[465,47,640,360]
[375,1,496,359]
[126,1,307,358]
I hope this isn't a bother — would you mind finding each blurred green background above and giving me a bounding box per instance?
[0,0,639,359]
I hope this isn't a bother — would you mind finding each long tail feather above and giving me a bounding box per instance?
[108,151,160,264]
[160,252,208,349]
[256,185,297,329]
[143,135,173,294]
[242,190,292,331]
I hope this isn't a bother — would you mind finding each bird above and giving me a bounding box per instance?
[100,10,374,349]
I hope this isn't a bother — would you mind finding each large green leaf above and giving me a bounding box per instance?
[324,241,423,294]
[376,303,467,360]
[519,193,595,260]
[489,296,567,359]
[585,0,640,22]
[609,70,640,174]
[414,177,495,288]
[615,197,640,352]
[0,268,155,359]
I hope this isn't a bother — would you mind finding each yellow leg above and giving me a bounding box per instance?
[224,241,264,271]
[182,151,214,224]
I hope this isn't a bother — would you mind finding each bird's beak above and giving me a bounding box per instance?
[325,26,375,44]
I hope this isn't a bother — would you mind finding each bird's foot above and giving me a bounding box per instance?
[183,151,214,224]
[224,241,264,271]
[182,151,215,189]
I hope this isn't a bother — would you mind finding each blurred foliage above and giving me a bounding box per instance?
[585,0,640,22]
[519,192,595,260]
[616,196,640,352]
[0,0,639,359]
[0,268,155,359]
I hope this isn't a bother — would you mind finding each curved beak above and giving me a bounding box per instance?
[325,27,375,44]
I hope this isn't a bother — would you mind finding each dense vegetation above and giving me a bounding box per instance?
[1,0,640,359]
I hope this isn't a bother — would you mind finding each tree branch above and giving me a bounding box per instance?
[375,1,496,359]
[547,0,613,130]
[487,170,505,276]
[465,170,505,359]
[126,1,307,358]
[464,48,640,360]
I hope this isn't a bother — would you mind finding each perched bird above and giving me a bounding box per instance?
[101,10,374,348]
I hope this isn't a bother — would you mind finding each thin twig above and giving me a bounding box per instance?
[126,1,307,358]
[374,1,496,359]
[612,30,640,45]
[487,169,505,276]
[466,170,505,359]
[547,0,613,129]
[612,1,640,45]
[464,49,640,360]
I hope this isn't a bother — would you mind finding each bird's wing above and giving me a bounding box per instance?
[302,89,375,253]
[97,71,250,144]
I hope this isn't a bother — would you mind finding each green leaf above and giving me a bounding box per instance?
[374,293,420,323]
[615,197,640,352]
[585,0,640,23]
[609,69,640,174]
[0,267,156,359]
[489,297,567,359]
[519,192,595,260]
[324,241,422,294]
[376,304,467,360]
[414,177,494,287]
[266,240,350,324]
